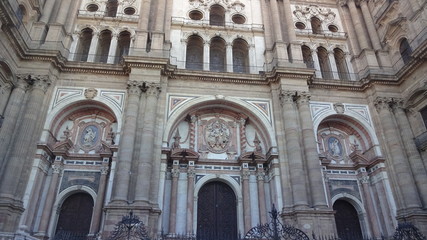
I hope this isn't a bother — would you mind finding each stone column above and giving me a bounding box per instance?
[339,2,361,54]
[186,164,195,234]
[68,33,80,61]
[374,97,422,210]
[0,83,12,115]
[269,0,283,42]
[138,0,152,30]
[241,167,251,232]
[87,32,99,62]
[55,0,72,25]
[107,33,119,64]
[90,160,109,235]
[282,0,303,61]
[39,0,56,23]
[203,41,210,71]
[256,167,267,224]
[347,0,370,50]
[280,91,309,208]
[249,45,257,73]
[259,0,273,51]
[358,174,381,238]
[345,53,356,80]
[328,51,339,79]
[134,83,161,203]
[0,76,28,169]
[311,50,322,78]
[393,100,427,206]
[296,92,328,208]
[359,0,382,51]
[111,81,142,203]
[169,163,179,234]
[226,43,233,72]
[36,157,63,237]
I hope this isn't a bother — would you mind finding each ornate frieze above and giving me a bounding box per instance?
[293,5,336,23]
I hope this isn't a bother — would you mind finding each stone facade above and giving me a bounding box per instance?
[0,0,426,239]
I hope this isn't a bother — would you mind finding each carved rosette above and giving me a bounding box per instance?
[204,118,231,154]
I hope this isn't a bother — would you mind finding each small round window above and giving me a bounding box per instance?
[328,25,338,32]
[232,14,246,24]
[124,7,136,15]
[189,10,203,20]
[86,4,99,12]
[295,22,306,30]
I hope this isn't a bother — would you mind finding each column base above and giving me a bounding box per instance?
[0,195,25,232]
[281,208,336,236]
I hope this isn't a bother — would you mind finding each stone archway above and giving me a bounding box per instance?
[197,181,238,240]
[333,200,363,239]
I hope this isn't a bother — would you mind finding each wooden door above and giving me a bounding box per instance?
[333,200,363,239]
[197,181,237,240]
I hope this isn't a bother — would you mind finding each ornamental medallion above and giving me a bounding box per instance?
[81,125,99,148]
[205,119,231,153]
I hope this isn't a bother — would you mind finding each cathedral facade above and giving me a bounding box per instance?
[0,0,426,239]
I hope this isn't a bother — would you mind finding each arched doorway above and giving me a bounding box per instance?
[333,200,363,239]
[197,181,237,240]
[55,192,94,239]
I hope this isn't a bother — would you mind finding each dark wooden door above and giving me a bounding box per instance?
[197,181,237,240]
[333,200,363,239]
[55,192,94,238]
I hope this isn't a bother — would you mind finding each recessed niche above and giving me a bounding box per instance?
[189,10,203,20]
[124,7,136,15]
[295,22,306,30]
[232,14,246,24]
[86,4,99,12]
[328,24,338,32]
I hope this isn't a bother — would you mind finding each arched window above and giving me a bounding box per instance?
[400,38,412,64]
[311,17,322,34]
[334,48,349,80]
[54,193,94,238]
[76,28,93,62]
[106,0,118,17]
[210,5,225,26]
[301,45,314,68]
[210,37,226,72]
[186,35,204,70]
[116,31,131,63]
[96,30,112,63]
[317,47,332,79]
[232,39,249,73]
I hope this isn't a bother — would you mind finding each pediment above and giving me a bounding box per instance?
[52,139,74,154]
[349,150,369,167]
[170,148,200,161]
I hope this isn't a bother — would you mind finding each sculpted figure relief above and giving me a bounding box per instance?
[205,119,230,153]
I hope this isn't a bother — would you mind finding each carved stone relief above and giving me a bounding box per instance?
[204,118,231,153]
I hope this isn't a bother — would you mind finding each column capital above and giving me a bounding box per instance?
[52,164,63,174]
[101,166,109,175]
[279,90,296,105]
[30,75,51,92]
[144,82,161,97]
[127,80,143,96]
[358,175,370,184]
[172,168,180,178]
[390,98,405,111]
[374,96,392,113]
[256,171,265,181]
[241,169,250,180]
[187,168,196,178]
[15,74,31,90]
[295,91,311,106]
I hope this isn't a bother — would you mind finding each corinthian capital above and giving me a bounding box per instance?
[144,82,161,97]
[280,90,296,105]
[30,75,51,92]
[296,91,311,106]
[127,81,143,96]
[374,97,392,113]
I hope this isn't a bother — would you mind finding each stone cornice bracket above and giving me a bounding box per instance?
[374,96,392,113]
[279,90,297,105]
[143,82,161,97]
[127,80,143,96]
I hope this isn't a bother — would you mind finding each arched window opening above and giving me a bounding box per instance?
[317,47,332,79]
[210,5,225,26]
[311,17,322,34]
[96,30,113,63]
[186,35,204,70]
[54,193,94,239]
[232,39,249,73]
[116,31,131,63]
[76,28,93,62]
[400,38,412,64]
[334,48,349,80]
[333,200,363,239]
[106,0,118,17]
[302,45,314,68]
[210,37,226,72]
